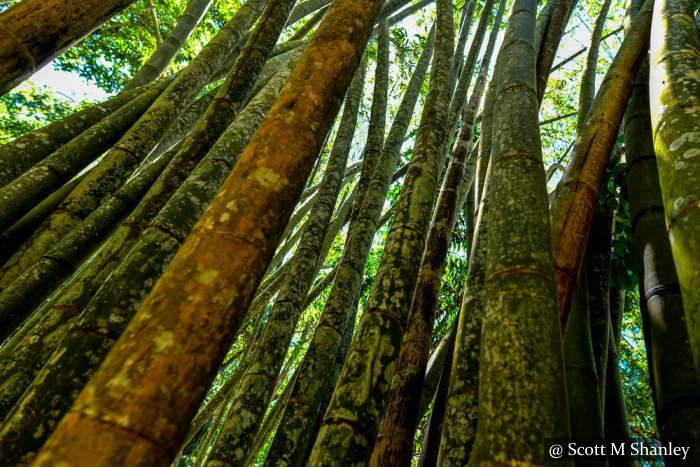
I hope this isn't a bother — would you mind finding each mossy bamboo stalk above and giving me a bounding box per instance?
[288,6,327,41]
[586,209,614,406]
[370,3,503,459]
[203,58,366,467]
[146,0,163,45]
[534,0,557,57]
[576,0,613,130]
[308,0,454,462]
[451,0,476,92]
[275,160,362,249]
[534,0,578,103]
[183,266,335,458]
[467,0,570,461]
[0,0,138,94]
[352,22,390,222]
[0,80,169,234]
[0,0,269,289]
[184,326,267,460]
[266,23,434,467]
[604,318,633,467]
[263,206,394,465]
[148,84,219,158]
[418,322,457,418]
[563,270,604,441]
[446,0,495,138]
[0,82,157,188]
[124,0,213,90]
[648,0,700,372]
[0,0,298,378]
[417,327,456,467]
[0,48,300,466]
[285,0,330,26]
[0,145,176,343]
[245,367,299,466]
[575,0,615,410]
[434,3,505,461]
[33,0,385,463]
[0,169,90,263]
[0,143,189,423]
[438,81,492,467]
[0,90,226,419]
[626,0,700,437]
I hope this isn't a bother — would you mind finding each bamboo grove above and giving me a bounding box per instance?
[0,0,698,465]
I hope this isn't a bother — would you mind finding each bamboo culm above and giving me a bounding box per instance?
[33,0,385,463]
[124,0,213,90]
[0,51,302,466]
[266,25,434,467]
[0,0,270,290]
[308,0,454,461]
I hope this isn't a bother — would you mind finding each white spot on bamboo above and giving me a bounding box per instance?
[196,269,219,286]
[669,132,699,151]
[251,167,283,189]
[154,331,175,351]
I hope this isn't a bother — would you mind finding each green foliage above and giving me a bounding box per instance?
[619,288,658,439]
[0,83,82,142]
[607,143,638,291]
[55,0,243,93]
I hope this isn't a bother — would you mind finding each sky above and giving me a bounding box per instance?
[30,62,111,103]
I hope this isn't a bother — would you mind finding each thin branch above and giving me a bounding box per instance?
[146,0,163,44]
[550,26,623,73]
[540,111,576,126]
[546,139,575,182]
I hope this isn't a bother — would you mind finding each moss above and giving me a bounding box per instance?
[467,0,570,463]
[268,25,433,467]
[31,0,382,461]
[308,1,453,463]
[206,47,365,466]
[649,0,700,373]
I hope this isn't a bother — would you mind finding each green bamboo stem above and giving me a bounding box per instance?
[0,81,158,188]
[308,0,454,461]
[0,0,270,290]
[204,59,366,466]
[468,0,570,462]
[0,80,169,235]
[648,0,700,372]
[265,24,434,467]
[126,0,213,90]
[0,48,300,466]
